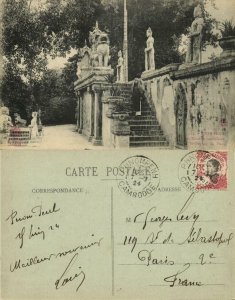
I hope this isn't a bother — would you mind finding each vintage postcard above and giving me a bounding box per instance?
[1,0,235,299]
[0,0,235,150]
[1,150,235,299]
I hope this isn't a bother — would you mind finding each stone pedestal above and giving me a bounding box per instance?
[113,135,129,148]
[111,113,130,148]
[111,113,130,136]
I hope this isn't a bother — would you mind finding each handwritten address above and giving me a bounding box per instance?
[121,192,234,287]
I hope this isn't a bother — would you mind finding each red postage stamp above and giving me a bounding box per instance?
[196,151,227,190]
[178,151,228,191]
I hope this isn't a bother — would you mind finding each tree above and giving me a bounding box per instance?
[1,0,105,121]
[31,63,77,125]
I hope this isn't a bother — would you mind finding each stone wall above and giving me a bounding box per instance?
[141,57,235,149]
[144,72,176,147]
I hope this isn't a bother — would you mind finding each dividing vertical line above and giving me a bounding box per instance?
[111,187,115,296]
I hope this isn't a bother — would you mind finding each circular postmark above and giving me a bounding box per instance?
[117,155,160,198]
[178,150,228,192]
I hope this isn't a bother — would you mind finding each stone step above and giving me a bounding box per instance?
[130,129,164,136]
[137,109,155,116]
[130,136,167,142]
[129,116,158,125]
[129,146,171,150]
[120,91,132,95]
[121,92,132,96]
[130,120,159,125]
[130,115,157,120]
[129,120,159,125]
[138,106,151,111]
[119,86,132,90]
[129,141,169,147]
[130,124,161,130]
[140,102,151,107]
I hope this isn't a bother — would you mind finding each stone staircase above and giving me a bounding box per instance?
[118,83,133,100]
[115,82,169,148]
[129,98,169,148]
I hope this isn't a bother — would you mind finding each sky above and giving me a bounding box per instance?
[47,0,235,69]
[208,0,235,22]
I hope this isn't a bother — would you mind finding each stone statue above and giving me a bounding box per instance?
[0,106,13,133]
[96,33,110,67]
[186,4,204,64]
[89,21,110,68]
[76,62,81,79]
[145,27,155,71]
[117,50,124,82]
[28,112,39,138]
[14,113,27,127]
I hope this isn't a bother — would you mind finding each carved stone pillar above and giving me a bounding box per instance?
[76,91,81,132]
[78,91,83,134]
[92,85,102,145]
[88,86,95,141]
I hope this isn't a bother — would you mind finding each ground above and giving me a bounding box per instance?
[39,124,107,150]
[4,124,106,150]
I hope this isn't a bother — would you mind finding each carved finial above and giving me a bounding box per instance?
[147,27,152,35]
[194,4,203,18]
[84,39,87,46]
[95,21,99,29]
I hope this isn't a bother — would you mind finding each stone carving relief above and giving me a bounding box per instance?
[14,113,27,128]
[162,78,175,126]
[221,77,230,126]
[162,78,172,110]
[189,84,198,129]
[0,106,13,133]
[156,79,161,102]
[185,4,204,64]
[82,94,91,134]
[174,83,188,147]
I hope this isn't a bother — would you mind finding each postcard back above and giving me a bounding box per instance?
[1,150,234,300]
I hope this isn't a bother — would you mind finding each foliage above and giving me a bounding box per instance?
[105,74,122,96]
[41,96,76,125]
[114,99,132,113]
[32,65,77,125]
[220,19,235,38]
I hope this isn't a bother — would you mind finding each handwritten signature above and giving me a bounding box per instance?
[55,253,85,292]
